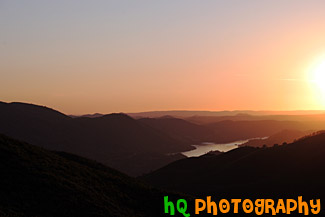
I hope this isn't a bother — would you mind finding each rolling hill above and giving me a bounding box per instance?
[241,129,312,147]
[204,120,310,143]
[0,134,187,217]
[0,102,189,176]
[138,116,215,143]
[142,131,325,206]
[1,101,323,176]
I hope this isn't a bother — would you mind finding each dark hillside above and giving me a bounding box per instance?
[143,131,325,206]
[0,134,182,217]
[138,117,215,143]
[0,102,189,176]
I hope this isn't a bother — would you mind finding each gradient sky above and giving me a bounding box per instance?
[1,0,325,114]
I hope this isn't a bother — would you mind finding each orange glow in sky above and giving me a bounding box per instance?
[1,1,325,114]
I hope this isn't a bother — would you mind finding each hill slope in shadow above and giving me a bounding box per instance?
[241,129,312,147]
[204,120,310,143]
[0,102,189,176]
[0,134,183,217]
[1,101,322,176]
[138,116,216,143]
[142,131,325,204]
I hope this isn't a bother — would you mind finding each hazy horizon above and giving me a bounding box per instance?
[1,0,325,114]
[3,100,325,116]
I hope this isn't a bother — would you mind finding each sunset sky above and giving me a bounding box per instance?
[1,0,325,114]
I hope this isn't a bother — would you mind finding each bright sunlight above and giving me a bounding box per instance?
[312,60,325,95]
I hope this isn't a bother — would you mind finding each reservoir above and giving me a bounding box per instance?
[182,137,267,157]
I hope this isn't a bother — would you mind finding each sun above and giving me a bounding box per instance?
[311,59,325,95]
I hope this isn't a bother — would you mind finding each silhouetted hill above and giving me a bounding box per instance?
[0,134,188,217]
[2,101,323,177]
[204,120,309,143]
[241,129,312,147]
[0,101,68,120]
[0,102,189,176]
[186,114,325,124]
[142,132,325,205]
[69,113,104,118]
[138,117,314,145]
[128,110,325,119]
[128,110,255,118]
[138,117,215,143]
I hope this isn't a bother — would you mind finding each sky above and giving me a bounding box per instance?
[1,0,325,114]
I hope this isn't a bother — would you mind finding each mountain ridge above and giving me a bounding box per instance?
[0,102,189,176]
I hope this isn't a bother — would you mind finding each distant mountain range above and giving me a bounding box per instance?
[0,102,189,176]
[70,110,325,120]
[240,129,312,147]
[1,101,325,176]
[186,113,325,124]
[70,113,105,118]
[127,110,325,118]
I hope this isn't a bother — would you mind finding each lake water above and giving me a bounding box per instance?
[182,137,267,157]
